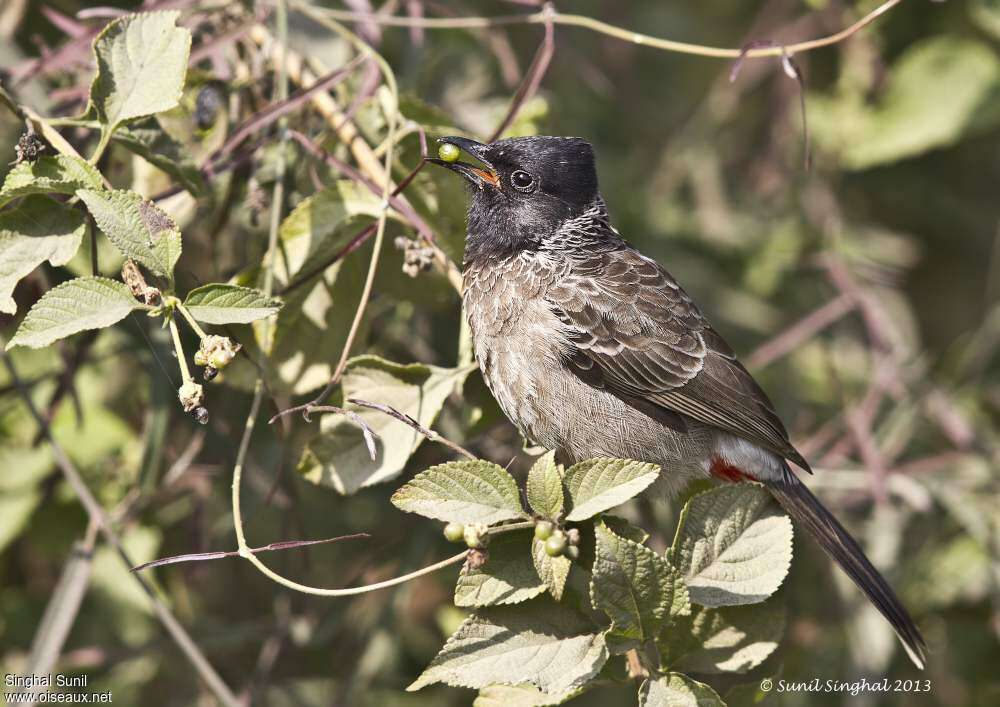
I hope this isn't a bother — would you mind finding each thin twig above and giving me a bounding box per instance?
[132,534,370,572]
[287,129,436,243]
[311,0,905,59]
[347,398,477,460]
[307,405,380,460]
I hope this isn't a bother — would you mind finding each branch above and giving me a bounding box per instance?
[746,292,855,369]
[305,405,380,459]
[347,397,477,460]
[307,0,905,60]
[488,2,555,142]
[132,534,370,572]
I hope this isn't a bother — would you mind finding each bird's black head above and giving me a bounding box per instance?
[430,135,600,262]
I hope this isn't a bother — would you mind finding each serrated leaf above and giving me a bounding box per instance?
[89,11,192,128]
[670,484,793,607]
[475,684,582,707]
[301,357,475,494]
[563,458,660,521]
[0,155,104,207]
[78,189,182,278]
[591,523,689,641]
[392,459,526,524]
[0,197,87,314]
[455,530,546,607]
[183,284,281,324]
[532,537,572,601]
[6,277,145,349]
[639,673,725,707]
[527,451,563,518]
[663,602,786,674]
[409,601,607,694]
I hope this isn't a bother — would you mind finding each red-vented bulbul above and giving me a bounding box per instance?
[430,135,926,668]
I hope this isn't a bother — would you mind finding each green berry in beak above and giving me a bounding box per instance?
[438,142,461,163]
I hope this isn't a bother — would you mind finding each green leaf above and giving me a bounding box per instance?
[455,530,546,607]
[0,197,87,314]
[300,357,475,494]
[89,11,192,129]
[563,458,660,521]
[409,601,608,694]
[662,602,786,674]
[527,451,563,519]
[6,277,145,349]
[183,284,281,324]
[114,119,204,195]
[809,37,1000,169]
[670,484,793,607]
[77,189,182,278]
[0,155,104,207]
[591,523,690,641]
[638,673,726,707]
[392,459,526,525]
[475,684,582,707]
[532,537,572,601]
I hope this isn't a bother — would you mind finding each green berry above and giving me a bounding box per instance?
[565,545,580,561]
[534,520,554,541]
[438,142,460,163]
[544,532,567,557]
[193,350,208,367]
[443,522,465,543]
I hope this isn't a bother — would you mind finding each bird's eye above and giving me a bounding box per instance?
[510,170,535,192]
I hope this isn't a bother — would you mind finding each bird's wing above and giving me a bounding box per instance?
[545,245,810,471]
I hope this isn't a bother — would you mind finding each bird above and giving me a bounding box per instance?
[430,134,927,669]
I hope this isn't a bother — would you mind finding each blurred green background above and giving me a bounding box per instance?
[1,0,998,705]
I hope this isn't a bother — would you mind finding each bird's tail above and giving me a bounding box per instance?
[765,465,927,669]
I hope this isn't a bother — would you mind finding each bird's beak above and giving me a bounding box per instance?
[428,136,500,190]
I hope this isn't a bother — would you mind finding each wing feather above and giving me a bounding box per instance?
[547,245,810,471]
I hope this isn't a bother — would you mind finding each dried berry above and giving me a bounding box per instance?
[14,132,45,165]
